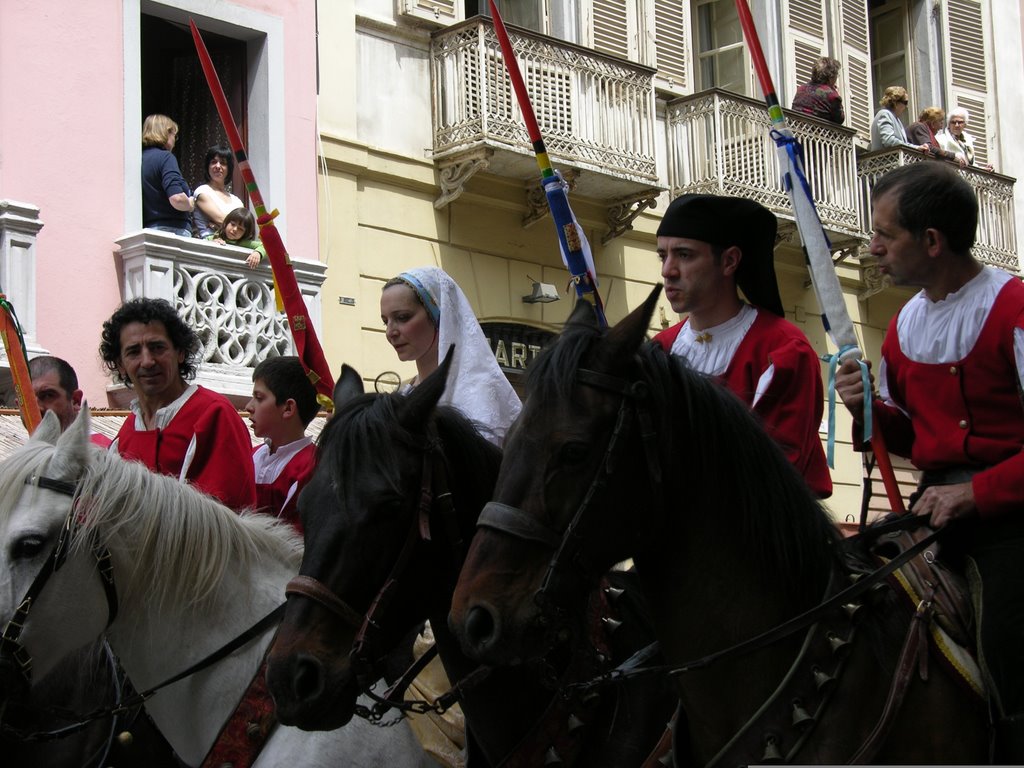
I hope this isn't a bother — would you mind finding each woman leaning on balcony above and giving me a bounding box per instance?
[870,86,931,154]
[936,107,995,172]
[791,57,845,125]
[192,145,244,238]
[141,114,194,237]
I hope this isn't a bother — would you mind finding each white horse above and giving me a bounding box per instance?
[0,410,438,768]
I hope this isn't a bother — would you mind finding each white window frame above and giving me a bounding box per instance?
[123,0,288,241]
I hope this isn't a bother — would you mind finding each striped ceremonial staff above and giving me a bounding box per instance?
[488,0,607,327]
[189,20,335,410]
[734,0,905,514]
[0,295,41,432]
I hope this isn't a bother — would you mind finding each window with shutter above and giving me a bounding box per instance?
[693,0,751,95]
[654,0,689,93]
[838,0,872,137]
[593,0,632,59]
[399,0,459,26]
[868,2,910,111]
[944,0,990,165]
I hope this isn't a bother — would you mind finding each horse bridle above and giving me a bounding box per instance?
[285,434,464,700]
[477,366,663,615]
[0,475,118,687]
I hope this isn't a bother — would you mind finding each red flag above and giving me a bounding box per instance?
[0,295,42,432]
[190,20,335,409]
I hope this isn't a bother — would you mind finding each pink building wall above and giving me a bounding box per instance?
[0,0,319,406]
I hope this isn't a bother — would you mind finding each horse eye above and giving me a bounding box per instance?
[558,442,590,465]
[12,535,46,560]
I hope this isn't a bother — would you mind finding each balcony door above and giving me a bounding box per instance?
[694,0,752,96]
[140,14,248,206]
[868,0,910,113]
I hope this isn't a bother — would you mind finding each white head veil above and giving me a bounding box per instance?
[395,267,522,446]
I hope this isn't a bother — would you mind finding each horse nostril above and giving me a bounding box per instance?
[464,605,497,648]
[291,654,325,702]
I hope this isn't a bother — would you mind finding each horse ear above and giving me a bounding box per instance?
[333,364,364,408]
[398,344,454,431]
[29,410,63,445]
[565,296,601,329]
[48,405,92,482]
[598,284,663,368]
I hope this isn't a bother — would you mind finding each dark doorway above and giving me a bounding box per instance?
[140,15,248,205]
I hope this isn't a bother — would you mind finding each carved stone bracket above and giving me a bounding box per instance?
[434,149,492,209]
[858,261,892,300]
[522,170,580,228]
[602,191,659,244]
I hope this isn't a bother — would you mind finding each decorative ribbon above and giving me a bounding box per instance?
[488,0,606,327]
[189,20,335,410]
[823,346,872,467]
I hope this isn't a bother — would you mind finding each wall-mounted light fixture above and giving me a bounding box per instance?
[522,276,560,304]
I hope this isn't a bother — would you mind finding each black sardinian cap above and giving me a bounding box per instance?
[657,194,784,317]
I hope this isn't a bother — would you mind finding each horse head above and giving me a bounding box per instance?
[451,287,663,666]
[0,409,110,702]
[267,349,483,729]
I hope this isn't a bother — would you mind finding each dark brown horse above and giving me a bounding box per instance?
[266,356,674,766]
[450,287,990,765]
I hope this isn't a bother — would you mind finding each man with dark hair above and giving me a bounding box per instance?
[99,297,256,512]
[28,355,112,447]
[654,193,831,498]
[245,356,319,532]
[836,161,1024,761]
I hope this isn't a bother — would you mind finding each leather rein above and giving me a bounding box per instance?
[477,366,663,615]
[284,435,487,721]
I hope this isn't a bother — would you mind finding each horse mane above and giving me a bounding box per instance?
[526,321,842,606]
[318,390,502,509]
[0,440,303,614]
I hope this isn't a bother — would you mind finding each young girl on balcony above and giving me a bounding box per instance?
[205,207,265,269]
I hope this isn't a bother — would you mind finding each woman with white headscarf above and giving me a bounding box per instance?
[379,266,522,766]
[380,266,521,446]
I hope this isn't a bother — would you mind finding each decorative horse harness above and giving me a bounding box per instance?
[284,433,485,721]
[474,362,956,766]
[0,472,284,768]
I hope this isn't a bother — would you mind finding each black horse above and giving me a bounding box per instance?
[451,287,990,765]
[266,352,674,766]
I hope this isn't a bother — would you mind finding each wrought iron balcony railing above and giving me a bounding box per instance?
[430,16,661,212]
[115,230,328,400]
[857,148,1018,273]
[666,89,864,253]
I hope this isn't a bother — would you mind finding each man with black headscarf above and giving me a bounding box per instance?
[654,193,831,498]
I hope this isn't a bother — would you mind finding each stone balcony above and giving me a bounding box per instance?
[665,89,1018,279]
[430,16,663,242]
[113,230,328,406]
[856,147,1018,275]
[666,89,864,259]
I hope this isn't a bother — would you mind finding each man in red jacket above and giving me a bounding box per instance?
[654,193,831,498]
[836,161,1024,762]
[99,297,256,512]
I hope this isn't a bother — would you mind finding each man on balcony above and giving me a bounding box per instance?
[654,194,831,499]
[835,162,1024,762]
[99,297,257,512]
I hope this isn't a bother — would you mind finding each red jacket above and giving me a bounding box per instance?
[253,441,316,533]
[116,386,257,512]
[655,311,832,498]
[876,277,1024,518]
